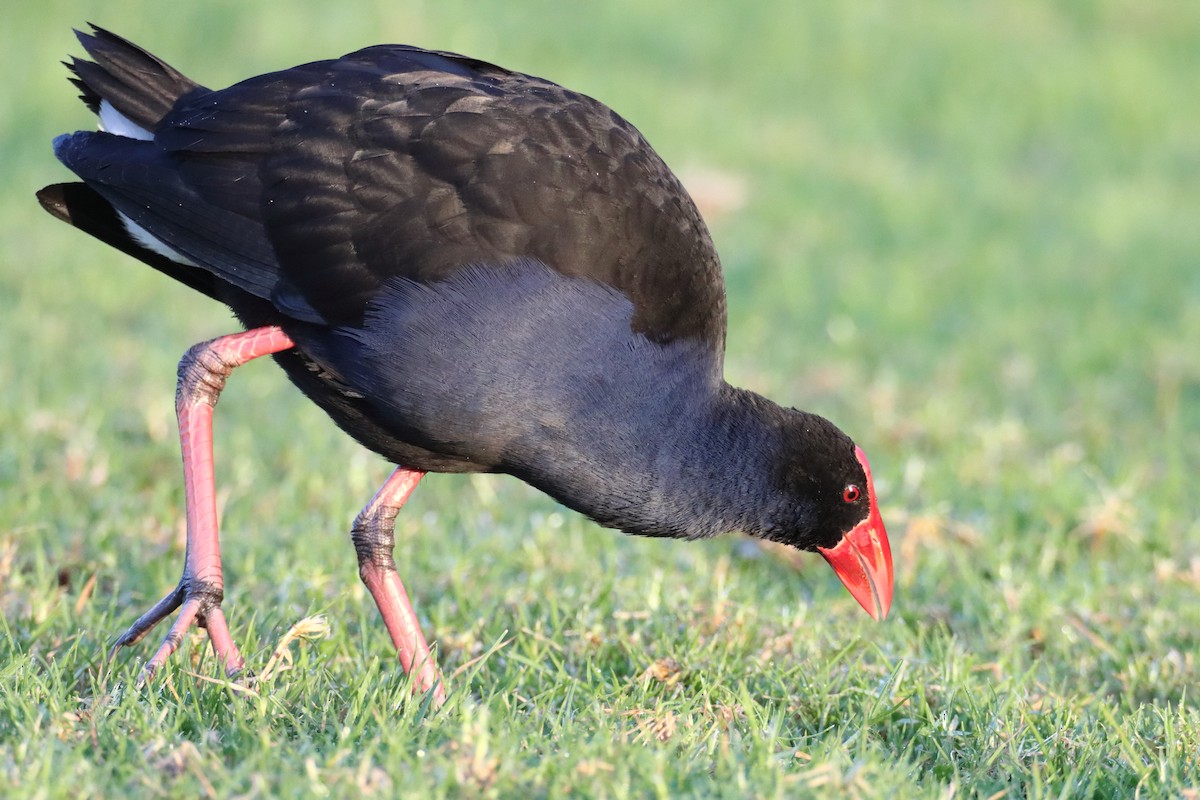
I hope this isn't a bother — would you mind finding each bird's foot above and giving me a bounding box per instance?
[111,576,245,685]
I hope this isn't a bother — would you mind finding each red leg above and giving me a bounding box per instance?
[111,326,295,682]
[353,468,447,706]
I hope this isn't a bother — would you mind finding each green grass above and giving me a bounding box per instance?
[3,1,1200,796]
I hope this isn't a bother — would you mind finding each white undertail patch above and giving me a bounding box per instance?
[97,101,195,264]
[118,211,199,266]
[98,99,153,140]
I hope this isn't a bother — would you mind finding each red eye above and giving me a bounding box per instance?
[843,485,861,503]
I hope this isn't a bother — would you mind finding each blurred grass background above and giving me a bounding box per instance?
[2,1,1199,796]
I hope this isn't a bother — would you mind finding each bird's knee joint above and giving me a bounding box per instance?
[177,341,233,407]
[352,521,397,572]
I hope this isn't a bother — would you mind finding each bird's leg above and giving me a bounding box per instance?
[111,326,296,682]
[352,467,447,706]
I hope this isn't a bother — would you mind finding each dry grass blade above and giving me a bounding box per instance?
[256,615,331,684]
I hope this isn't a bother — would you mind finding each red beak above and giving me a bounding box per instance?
[816,447,893,620]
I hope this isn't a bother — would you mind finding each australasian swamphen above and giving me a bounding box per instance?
[40,26,893,705]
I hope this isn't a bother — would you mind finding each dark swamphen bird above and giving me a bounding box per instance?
[40,26,892,704]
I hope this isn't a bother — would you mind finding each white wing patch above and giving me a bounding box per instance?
[98,100,153,140]
[118,211,199,266]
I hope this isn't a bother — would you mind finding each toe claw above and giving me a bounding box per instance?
[134,661,157,690]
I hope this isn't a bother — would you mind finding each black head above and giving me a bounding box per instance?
[769,411,872,550]
[768,409,893,620]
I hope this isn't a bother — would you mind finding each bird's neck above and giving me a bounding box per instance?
[511,374,793,541]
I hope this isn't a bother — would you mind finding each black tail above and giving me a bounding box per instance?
[42,27,223,300]
[67,24,201,129]
[38,183,221,300]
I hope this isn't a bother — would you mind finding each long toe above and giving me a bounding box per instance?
[113,581,245,683]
